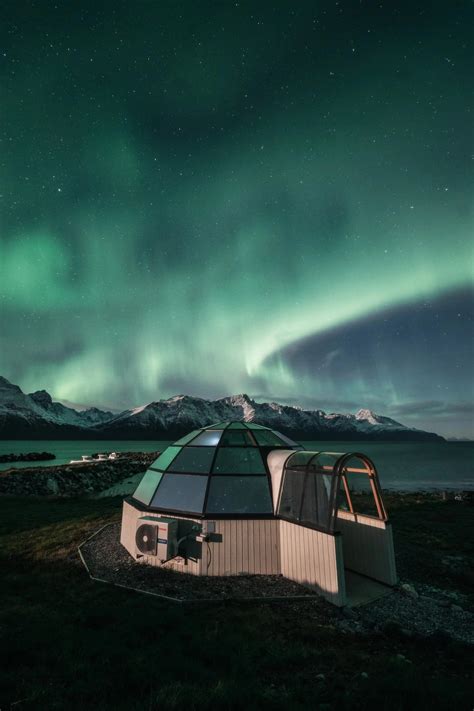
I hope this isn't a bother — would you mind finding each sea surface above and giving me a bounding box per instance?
[0,439,472,491]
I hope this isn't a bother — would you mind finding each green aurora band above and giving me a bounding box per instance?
[0,2,472,436]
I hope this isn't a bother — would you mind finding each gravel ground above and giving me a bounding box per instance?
[80,523,474,645]
[80,523,318,601]
[340,584,474,645]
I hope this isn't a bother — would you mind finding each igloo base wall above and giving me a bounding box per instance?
[121,499,396,606]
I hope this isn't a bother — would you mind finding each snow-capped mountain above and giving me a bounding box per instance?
[0,376,443,441]
[0,376,115,438]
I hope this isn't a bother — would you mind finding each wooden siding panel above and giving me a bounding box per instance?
[336,515,397,585]
[279,520,345,606]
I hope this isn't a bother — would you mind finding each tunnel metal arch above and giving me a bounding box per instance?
[276,450,387,533]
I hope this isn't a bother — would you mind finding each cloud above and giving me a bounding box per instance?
[390,400,474,418]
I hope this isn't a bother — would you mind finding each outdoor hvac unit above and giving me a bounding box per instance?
[135,517,179,561]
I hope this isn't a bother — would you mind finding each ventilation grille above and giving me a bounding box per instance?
[135,523,158,555]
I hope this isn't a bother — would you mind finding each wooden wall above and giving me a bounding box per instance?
[335,510,398,585]
[121,501,397,606]
[279,519,346,606]
[120,500,202,575]
[205,519,280,576]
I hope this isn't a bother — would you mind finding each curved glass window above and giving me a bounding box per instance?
[167,446,215,473]
[212,447,266,474]
[206,476,272,514]
[253,430,288,447]
[219,429,255,447]
[273,430,301,447]
[150,446,182,471]
[278,467,333,530]
[173,430,201,446]
[189,430,223,446]
[285,451,319,469]
[150,474,207,513]
[133,469,163,506]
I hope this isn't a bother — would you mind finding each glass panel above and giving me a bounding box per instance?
[244,422,266,429]
[344,470,379,517]
[273,430,301,448]
[300,472,333,529]
[203,421,228,429]
[253,430,288,447]
[212,447,266,474]
[133,469,163,506]
[284,451,319,469]
[308,452,345,473]
[167,446,215,473]
[173,430,201,445]
[227,421,247,429]
[336,477,351,512]
[150,446,182,471]
[150,474,208,513]
[278,468,334,531]
[206,476,272,514]
[278,469,305,519]
[219,429,255,446]
[190,430,223,446]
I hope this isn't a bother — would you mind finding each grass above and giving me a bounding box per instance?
[0,495,473,710]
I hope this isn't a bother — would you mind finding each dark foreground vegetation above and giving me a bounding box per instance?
[0,494,472,710]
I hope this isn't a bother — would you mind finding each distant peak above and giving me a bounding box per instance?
[228,393,253,403]
[29,390,53,407]
[0,376,22,392]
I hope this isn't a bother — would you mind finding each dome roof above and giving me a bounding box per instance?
[132,421,301,517]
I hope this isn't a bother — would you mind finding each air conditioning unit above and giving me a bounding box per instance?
[135,516,179,561]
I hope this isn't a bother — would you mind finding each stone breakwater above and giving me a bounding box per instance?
[0,451,160,497]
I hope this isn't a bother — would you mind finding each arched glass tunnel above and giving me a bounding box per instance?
[276,451,387,533]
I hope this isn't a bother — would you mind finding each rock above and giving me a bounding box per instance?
[360,672,369,679]
[395,654,411,664]
[342,607,358,619]
[47,478,59,494]
[451,604,463,613]
[315,673,325,682]
[400,583,418,599]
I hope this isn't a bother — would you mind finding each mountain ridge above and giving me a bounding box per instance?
[0,376,443,441]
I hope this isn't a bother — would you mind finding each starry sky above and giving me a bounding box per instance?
[0,1,472,437]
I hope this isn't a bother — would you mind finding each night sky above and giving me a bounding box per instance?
[0,2,472,437]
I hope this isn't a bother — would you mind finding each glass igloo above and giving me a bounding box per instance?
[132,421,301,517]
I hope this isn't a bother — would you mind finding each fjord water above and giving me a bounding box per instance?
[0,439,472,491]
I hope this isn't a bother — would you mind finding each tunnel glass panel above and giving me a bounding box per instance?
[278,469,305,519]
[133,469,163,506]
[227,421,247,429]
[173,430,201,445]
[206,476,272,514]
[219,429,255,447]
[253,430,288,447]
[150,474,208,513]
[212,447,266,474]
[150,446,182,471]
[342,470,379,517]
[286,451,319,469]
[299,472,333,529]
[244,423,266,429]
[190,430,223,446]
[167,446,215,473]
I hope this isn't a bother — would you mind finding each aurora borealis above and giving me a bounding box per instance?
[0,2,472,437]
